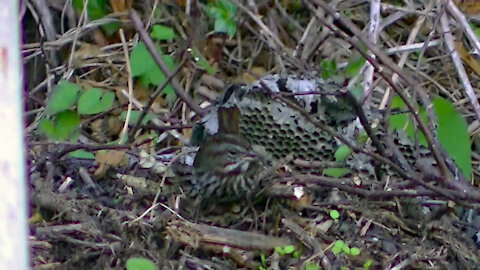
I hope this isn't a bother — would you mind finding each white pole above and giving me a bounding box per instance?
[0,1,29,269]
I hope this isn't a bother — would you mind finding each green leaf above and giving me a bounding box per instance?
[72,0,117,35]
[45,80,81,116]
[38,118,56,138]
[207,0,237,37]
[143,55,175,85]
[219,0,236,17]
[389,96,408,130]
[323,168,350,178]
[69,150,95,159]
[150,25,176,41]
[320,59,336,79]
[334,145,352,162]
[192,48,217,75]
[329,209,339,220]
[283,245,295,254]
[305,262,320,270]
[55,110,81,140]
[77,88,115,115]
[207,0,236,20]
[350,247,360,256]
[274,246,285,256]
[125,257,157,270]
[72,0,107,20]
[332,240,344,255]
[345,51,365,78]
[39,111,80,140]
[390,96,472,180]
[119,111,154,126]
[433,97,471,179]
[341,245,351,255]
[130,42,176,102]
[363,259,373,269]
[101,22,119,36]
[130,42,162,77]
[225,19,237,36]
[143,55,176,102]
[389,96,427,146]
[214,18,236,36]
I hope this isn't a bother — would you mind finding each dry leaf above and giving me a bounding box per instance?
[454,0,480,15]
[241,66,267,84]
[96,150,128,167]
[454,41,480,76]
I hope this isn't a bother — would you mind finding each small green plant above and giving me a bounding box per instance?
[77,87,115,115]
[389,96,472,180]
[363,259,373,269]
[190,48,217,75]
[331,240,344,255]
[320,59,336,79]
[72,0,118,35]
[257,253,267,270]
[125,257,157,270]
[305,262,320,270]
[350,247,360,256]
[39,80,114,142]
[345,50,366,78]
[334,145,353,162]
[150,24,176,41]
[206,0,237,37]
[129,41,176,104]
[331,240,361,257]
[329,209,340,221]
[274,244,296,256]
[323,167,350,178]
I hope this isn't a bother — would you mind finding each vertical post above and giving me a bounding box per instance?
[0,2,29,269]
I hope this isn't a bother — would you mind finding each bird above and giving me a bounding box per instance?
[180,106,266,203]
[186,132,264,201]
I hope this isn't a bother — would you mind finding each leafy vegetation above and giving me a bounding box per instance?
[39,80,115,141]
[125,257,157,270]
[72,0,118,35]
[389,96,472,179]
[206,0,237,37]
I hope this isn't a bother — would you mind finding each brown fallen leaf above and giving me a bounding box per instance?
[454,41,480,76]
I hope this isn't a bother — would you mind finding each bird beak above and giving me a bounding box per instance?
[243,150,257,161]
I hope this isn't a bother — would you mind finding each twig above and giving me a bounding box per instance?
[447,1,480,55]
[362,0,380,104]
[441,10,480,123]
[119,28,133,143]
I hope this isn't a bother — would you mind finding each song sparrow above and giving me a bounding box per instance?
[184,132,264,202]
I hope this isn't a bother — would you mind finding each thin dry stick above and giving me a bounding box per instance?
[119,28,133,143]
[128,9,204,116]
[362,0,380,102]
[440,12,480,122]
[447,1,480,55]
